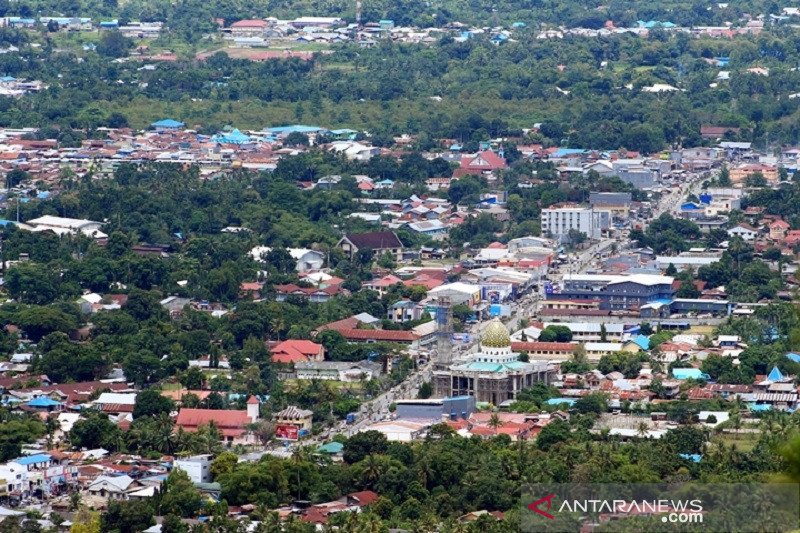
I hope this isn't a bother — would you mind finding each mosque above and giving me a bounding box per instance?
[433,318,555,405]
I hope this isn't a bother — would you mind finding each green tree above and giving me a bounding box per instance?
[343,430,388,464]
[133,389,174,418]
[101,500,155,533]
[97,30,132,58]
[536,419,571,450]
[70,412,123,451]
[539,325,573,342]
[160,469,204,518]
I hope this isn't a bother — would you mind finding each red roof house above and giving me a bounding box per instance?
[457,150,508,176]
[270,339,325,364]
[175,408,254,444]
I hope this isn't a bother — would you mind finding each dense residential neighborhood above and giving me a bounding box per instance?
[2,0,800,531]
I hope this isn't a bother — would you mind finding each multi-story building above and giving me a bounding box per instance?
[540,206,611,241]
[589,192,632,217]
[174,455,212,484]
[546,273,675,311]
[433,319,555,405]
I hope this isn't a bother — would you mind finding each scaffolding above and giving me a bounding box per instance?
[435,296,453,369]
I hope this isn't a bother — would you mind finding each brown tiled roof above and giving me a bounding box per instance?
[343,231,403,250]
[176,408,250,431]
[511,341,577,352]
[337,328,418,342]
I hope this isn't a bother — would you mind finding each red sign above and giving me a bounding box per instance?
[528,494,556,520]
[275,424,300,441]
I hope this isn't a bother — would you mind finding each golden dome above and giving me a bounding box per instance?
[481,318,511,348]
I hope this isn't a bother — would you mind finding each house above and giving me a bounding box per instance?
[457,150,507,176]
[175,408,257,445]
[270,339,325,364]
[700,125,741,139]
[87,475,142,501]
[228,19,268,36]
[727,223,759,241]
[387,300,427,323]
[406,220,448,238]
[729,164,777,184]
[273,283,345,303]
[93,392,137,415]
[273,405,313,440]
[240,281,264,300]
[249,246,325,272]
[337,231,404,261]
[364,274,402,295]
[769,220,790,241]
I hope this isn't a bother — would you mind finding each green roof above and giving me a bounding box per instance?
[317,442,344,454]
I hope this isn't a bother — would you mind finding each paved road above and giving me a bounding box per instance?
[291,172,714,445]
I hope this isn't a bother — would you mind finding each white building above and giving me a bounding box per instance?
[249,246,325,272]
[174,455,212,484]
[540,206,611,240]
[359,420,428,442]
[727,224,758,241]
[294,361,379,382]
[23,215,106,239]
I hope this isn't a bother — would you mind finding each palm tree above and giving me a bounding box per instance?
[488,413,502,435]
[729,411,742,439]
[360,454,387,489]
[636,421,650,439]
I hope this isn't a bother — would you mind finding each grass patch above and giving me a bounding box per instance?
[711,432,760,453]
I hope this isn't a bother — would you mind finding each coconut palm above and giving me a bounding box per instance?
[488,413,502,434]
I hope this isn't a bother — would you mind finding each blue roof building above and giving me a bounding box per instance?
[27,396,62,409]
[551,148,587,158]
[630,334,650,350]
[546,398,577,406]
[151,119,185,130]
[671,368,710,380]
[266,124,326,135]
[12,453,52,466]
[787,353,800,363]
[212,128,251,145]
[767,366,785,382]
[679,453,702,463]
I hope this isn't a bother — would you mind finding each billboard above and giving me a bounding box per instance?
[275,424,300,441]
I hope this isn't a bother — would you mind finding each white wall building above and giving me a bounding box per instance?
[174,455,212,484]
[540,206,611,240]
